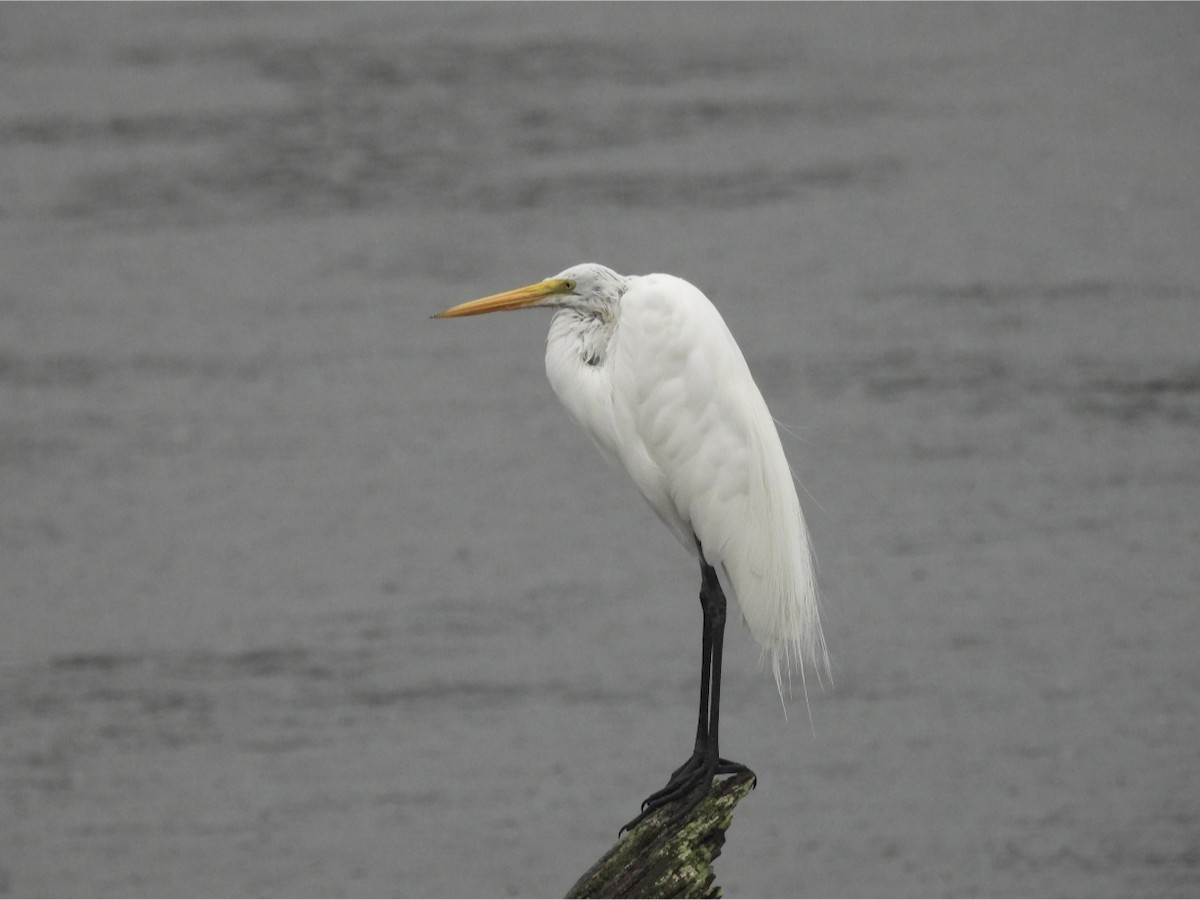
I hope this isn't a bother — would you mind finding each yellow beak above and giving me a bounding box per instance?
[433,278,573,319]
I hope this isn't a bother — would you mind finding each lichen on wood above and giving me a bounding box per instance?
[565,771,756,899]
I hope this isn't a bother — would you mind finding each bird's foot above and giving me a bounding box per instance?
[620,752,753,834]
[645,752,749,810]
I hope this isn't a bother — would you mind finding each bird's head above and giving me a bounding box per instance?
[434,263,626,320]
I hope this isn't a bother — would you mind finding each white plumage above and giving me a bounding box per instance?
[435,262,828,825]
[437,262,829,697]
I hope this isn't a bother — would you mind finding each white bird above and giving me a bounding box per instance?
[434,263,828,828]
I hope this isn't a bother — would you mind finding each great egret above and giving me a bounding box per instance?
[434,263,828,828]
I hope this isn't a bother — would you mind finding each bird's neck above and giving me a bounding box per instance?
[549,308,616,369]
[544,308,622,462]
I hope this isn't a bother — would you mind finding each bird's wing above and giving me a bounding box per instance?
[611,275,750,553]
[612,275,824,686]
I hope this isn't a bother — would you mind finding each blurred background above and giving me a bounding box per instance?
[1,4,1197,896]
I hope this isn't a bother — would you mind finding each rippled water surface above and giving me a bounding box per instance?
[2,4,1198,896]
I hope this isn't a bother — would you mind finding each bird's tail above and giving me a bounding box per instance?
[724,411,830,717]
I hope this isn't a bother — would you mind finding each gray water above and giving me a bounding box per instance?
[2,4,1198,896]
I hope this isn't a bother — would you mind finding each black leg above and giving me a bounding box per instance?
[621,555,753,833]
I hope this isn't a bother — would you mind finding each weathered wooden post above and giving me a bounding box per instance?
[565,772,757,899]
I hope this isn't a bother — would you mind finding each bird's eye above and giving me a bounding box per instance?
[563,279,576,291]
